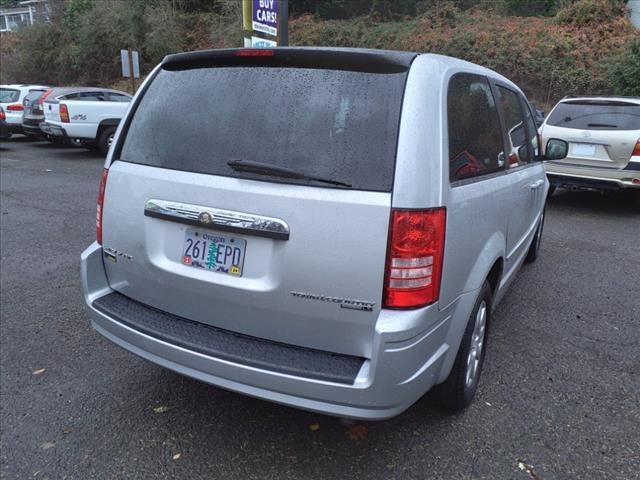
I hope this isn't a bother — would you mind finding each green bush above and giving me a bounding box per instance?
[606,39,640,96]
[555,0,626,25]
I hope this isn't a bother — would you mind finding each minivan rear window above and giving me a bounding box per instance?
[546,101,640,131]
[119,67,407,191]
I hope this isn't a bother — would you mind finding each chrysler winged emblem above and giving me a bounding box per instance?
[198,211,213,225]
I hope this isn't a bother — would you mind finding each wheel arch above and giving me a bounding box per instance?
[435,235,505,384]
[97,119,120,139]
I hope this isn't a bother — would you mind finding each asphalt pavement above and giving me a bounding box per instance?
[1,137,639,480]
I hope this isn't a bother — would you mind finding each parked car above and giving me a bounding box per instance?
[541,96,640,194]
[0,84,48,134]
[0,107,11,139]
[21,88,52,138]
[41,87,132,154]
[80,48,568,420]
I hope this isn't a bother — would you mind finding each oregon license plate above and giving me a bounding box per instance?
[181,230,246,276]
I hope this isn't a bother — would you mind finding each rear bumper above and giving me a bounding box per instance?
[545,161,640,190]
[40,122,68,138]
[81,242,476,420]
[6,124,24,134]
[22,121,45,137]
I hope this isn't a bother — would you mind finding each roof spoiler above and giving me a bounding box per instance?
[162,48,416,74]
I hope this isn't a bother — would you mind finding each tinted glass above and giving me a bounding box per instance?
[521,97,539,157]
[109,93,131,102]
[495,86,531,167]
[24,90,44,104]
[120,67,407,191]
[448,73,504,181]
[0,89,20,103]
[546,101,640,131]
[79,91,107,101]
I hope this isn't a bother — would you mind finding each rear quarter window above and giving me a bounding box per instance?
[119,66,407,191]
[547,101,640,131]
[447,73,505,182]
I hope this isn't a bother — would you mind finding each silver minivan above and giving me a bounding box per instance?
[81,48,568,420]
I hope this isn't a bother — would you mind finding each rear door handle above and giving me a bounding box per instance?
[529,179,544,190]
[144,199,290,240]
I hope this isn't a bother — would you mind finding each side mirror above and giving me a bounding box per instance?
[544,138,568,160]
[517,145,529,162]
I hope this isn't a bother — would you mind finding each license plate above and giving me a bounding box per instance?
[181,230,246,276]
[571,143,596,156]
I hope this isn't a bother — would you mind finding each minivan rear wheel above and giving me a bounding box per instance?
[429,281,491,412]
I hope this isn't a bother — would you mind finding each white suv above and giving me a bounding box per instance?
[0,84,48,134]
[541,96,640,194]
[41,87,132,154]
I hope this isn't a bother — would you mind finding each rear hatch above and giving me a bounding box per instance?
[22,90,45,122]
[101,49,413,358]
[542,99,640,169]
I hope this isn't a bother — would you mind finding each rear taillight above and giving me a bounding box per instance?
[632,139,640,157]
[96,169,109,245]
[383,208,446,309]
[38,88,52,106]
[0,110,5,121]
[59,103,70,123]
[6,104,23,111]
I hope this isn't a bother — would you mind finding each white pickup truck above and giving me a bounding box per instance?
[41,87,132,154]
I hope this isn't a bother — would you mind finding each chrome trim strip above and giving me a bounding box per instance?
[144,199,290,240]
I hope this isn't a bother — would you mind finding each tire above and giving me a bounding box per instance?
[49,136,66,146]
[429,281,492,411]
[98,126,116,156]
[525,209,545,263]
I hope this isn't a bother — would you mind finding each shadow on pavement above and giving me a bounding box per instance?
[548,188,639,215]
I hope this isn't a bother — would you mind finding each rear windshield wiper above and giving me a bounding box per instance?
[587,123,618,128]
[227,159,352,187]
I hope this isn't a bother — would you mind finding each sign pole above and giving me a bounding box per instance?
[127,48,136,94]
[242,0,252,47]
[279,0,288,46]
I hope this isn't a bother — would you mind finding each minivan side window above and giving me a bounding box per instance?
[448,73,504,182]
[495,86,532,167]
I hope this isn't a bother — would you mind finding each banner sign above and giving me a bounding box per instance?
[252,0,278,36]
[251,36,277,48]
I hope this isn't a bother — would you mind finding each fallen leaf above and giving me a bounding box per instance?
[32,368,46,375]
[309,422,320,431]
[62,427,72,435]
[40,442,55,450]
[345,424,368,441]
[517,460,543,480]
[172,453,181,460]
[153,406,169,414]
